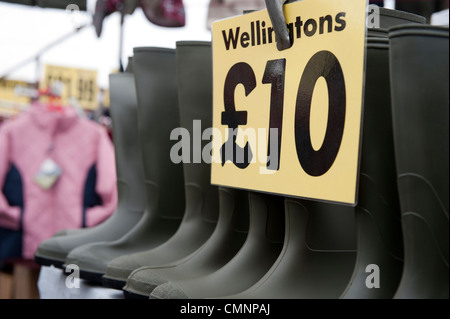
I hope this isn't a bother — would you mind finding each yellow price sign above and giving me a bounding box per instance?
[0,79,33,104]
[41,65,98,110]
[211,0,367,205]
[0,79,34,116]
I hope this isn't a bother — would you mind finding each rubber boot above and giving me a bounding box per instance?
[377,7,426,27]
[389,25,449,299]
[122,187,249,299]
[64,48,186,283]
[340,38,404,299]
[33,73,146,269]
[216,198,356,299]
[149,192,285,299]
[102,41,220,290]
[367,7,426,38]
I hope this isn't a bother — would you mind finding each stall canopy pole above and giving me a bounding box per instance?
[0,23,91,82]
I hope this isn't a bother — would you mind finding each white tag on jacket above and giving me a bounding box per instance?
[34,158,62,190]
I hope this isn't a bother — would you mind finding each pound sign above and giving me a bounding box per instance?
[220,62,256,169]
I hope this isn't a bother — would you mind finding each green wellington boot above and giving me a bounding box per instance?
[102,41,220,290]
[340,38,404,299]
[64,48,186,283]
[148,192,285,299]
[344,18,424,299]
[34,72,146,269]
[389,25,449,299]
[122,187,250,299]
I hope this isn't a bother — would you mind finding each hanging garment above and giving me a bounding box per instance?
[140,0,186,28]
[93,0,124,38]
[93,0,141,38]
[93,0,185,38]
[0,104,117,260]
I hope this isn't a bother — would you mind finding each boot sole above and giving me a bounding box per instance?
[123,289,149,299]
[78,269,105,284]
[59,264,104,285]
[34,255,65,269]
[102,276,127,290]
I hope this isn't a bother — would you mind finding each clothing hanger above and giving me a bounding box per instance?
[37,82,65,113]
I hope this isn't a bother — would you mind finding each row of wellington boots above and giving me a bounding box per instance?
[389,25,449,299]
[123,9,422,299]
[148,192,285,299]
[34,69,147,269]
[210,40,398,301]
[145,11,414,300]
[123,187,250,299]
[218,12,415,299]
[120,41,285,299]
[63,48,187,283]
[102,42,221,290]
[121,42,255,298]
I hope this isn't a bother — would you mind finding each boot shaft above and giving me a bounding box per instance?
[389,25,449,298]
[109,73,146,213]
[133,47,185,219]
[175,41,219,223]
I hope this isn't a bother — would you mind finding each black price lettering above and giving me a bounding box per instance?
[222,51,346,176]
[262,59,286,171]
[294,50,346,177]
[221,62,256,169]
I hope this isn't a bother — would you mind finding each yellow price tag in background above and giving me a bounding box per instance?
[41,64,98,111]
[0,79,33,116]
[211,0,367,205]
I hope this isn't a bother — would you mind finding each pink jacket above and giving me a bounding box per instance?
[0,104,118,260]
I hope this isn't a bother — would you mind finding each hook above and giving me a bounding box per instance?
[264,0,293,51]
